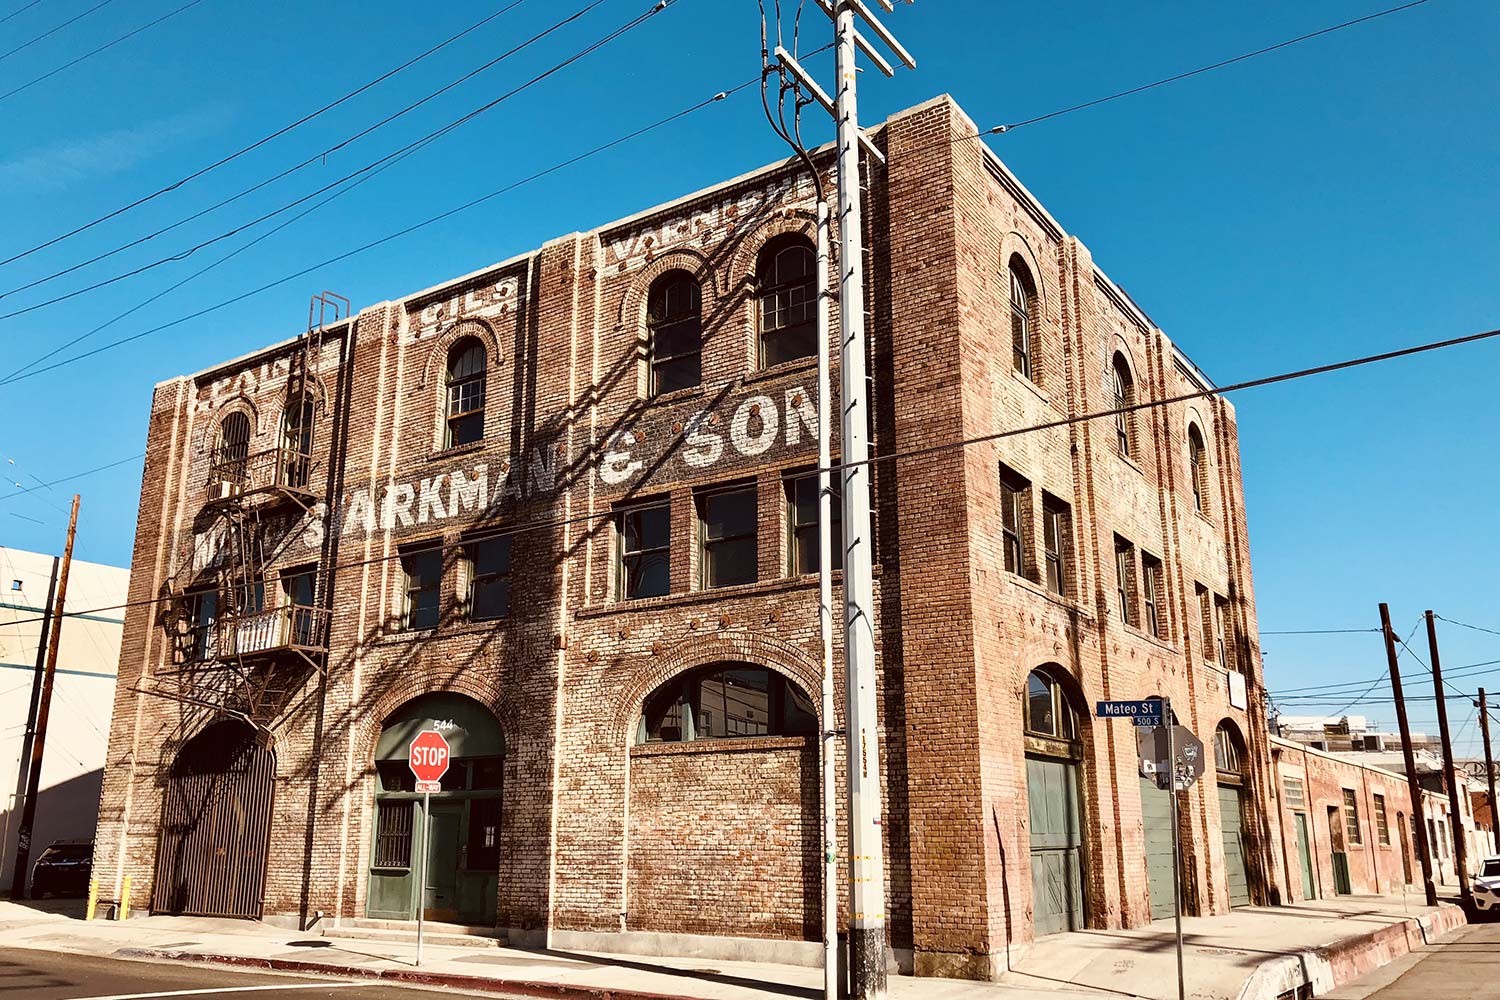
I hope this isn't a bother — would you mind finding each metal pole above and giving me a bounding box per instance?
[816,198,840,1000]
[10,494,79,900]
[1165,698,1185,1000]
[417,790,429,966]
[1381,603,1437,906]
[834,7,886,997]
[1426,611,1472,907]
[1481,689,1498,854]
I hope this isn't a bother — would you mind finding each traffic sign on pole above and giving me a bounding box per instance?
[408,729,449,967]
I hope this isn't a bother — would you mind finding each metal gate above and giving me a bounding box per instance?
[151,720,275,918]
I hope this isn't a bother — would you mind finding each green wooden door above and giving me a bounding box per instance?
[1294,812,1316,899]
[423,804,463,922]
[1140,775,1175,920]
[1217,784,1251,907]
[1028,756,1084,935]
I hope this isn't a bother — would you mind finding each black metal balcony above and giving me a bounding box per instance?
[189,605,331,664]
[205,446,317,509]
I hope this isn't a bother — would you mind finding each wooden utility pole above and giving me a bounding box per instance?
[1481,689,1498,854]
[1425,611,1471,908]
[10,494,80,899]
[1381,603,1436,906]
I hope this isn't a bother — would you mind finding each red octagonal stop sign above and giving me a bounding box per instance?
[409,730,451,786]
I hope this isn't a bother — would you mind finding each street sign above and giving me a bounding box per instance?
[1096,699,1163,724]
[1139,726,1206,791]
[409,730,450,785]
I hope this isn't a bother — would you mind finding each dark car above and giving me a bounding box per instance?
[30,839,93,898]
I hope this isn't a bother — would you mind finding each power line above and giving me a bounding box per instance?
[0,0,534,269]
[0,1,45,27]
[0,0,627,325]
[0,452,143,503]
[5,317,1500,631]
[0,0,115,64]
[1261,627,1381,636]
[1435,615,1500,638]
[968,0,1436,136]
[0,0,207,104]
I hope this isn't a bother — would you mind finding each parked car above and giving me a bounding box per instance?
[29,839,93,898]
[1473,856,1500,916]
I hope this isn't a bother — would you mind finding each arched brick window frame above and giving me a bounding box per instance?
[1110,349,1139,460]
[420,319,501,452]
[617,251,716,399]
[999,232,1049,386]
[1186,417,1212,516]
[728,212,822,372]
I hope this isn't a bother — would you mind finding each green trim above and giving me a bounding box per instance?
[0,600,126,625]
[0,661,116,680]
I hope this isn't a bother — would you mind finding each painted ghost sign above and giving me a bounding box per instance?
[337,447,559,538]
[406,276,521,344]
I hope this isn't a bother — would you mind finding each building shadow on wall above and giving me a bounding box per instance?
[1,767,104,897]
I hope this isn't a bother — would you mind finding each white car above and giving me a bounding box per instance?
[1474,856,1500,914]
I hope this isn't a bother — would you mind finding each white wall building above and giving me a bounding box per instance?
[1,545,128,894]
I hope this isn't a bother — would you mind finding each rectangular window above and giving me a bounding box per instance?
[786,472,842,576]
[618,501,670,600]
[1373,793,1391,845]
[373,801,413,869]
[1215,595,1233,669]
[1197,584,1215,662]
[1437,819,1449,859]
[462,536,511,621]
[1114,535,1136,627]
[1142,553,1165,639]
[1283,776,1306,812]
[1343,788,1363,845]
[186,587,218,661]
[1000,466,1029,576]
[281,565,317,646]
[400,546,442,630]
[1042,494,1069,596]
[700,485,757,589]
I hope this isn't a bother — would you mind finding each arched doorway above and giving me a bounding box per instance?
[152,719,275,918]
[1024,667,1087,935]
[367,693,504,925]
[1214,721,1251,907]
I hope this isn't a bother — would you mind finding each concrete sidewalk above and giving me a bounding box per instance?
[0,895,1467,1000]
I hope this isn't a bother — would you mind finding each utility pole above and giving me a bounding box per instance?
[1381,603,1436,906]
[1426,611,1471,907]
[815,197,839,1000]
[7,554,58,897]
[1481,689,1498,854]
[10,494,80,899]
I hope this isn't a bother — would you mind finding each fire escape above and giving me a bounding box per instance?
[148,294,348,731]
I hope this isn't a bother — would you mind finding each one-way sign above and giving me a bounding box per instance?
[1096,699,1163,725]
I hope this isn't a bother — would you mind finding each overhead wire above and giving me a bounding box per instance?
[1261,627,1381,635]
[1435,616,1500,639]
[0,452,144,503]
[0,0,115,64]
[0,1,45,27]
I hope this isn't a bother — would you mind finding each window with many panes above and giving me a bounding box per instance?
[647,271,702,395]
[1000,465,1029,576]
[699,485,757,589]
[1114,535,1137,626]
[1141,552,1165,639]
[758,236,817,367]
[618,502,670,600]
[281,398,314,488]
[1009,259,1036,381]
[462,536,511,622]
[1373,793,1391,845]
[186,587,218,661]
[400,546,442,630]
[786,472,842,575]
[1343,788,1363,845]
[637,665,816,743]
[445,338,487,448]
[1283,776,1306,812]
[1042,494,1070,597]
[1112,353,1135,458]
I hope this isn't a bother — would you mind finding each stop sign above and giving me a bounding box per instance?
[409,730,451,785]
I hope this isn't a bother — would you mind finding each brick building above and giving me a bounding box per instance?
[94,95,1277,979]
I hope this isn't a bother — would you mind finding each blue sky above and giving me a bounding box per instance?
[0,0,1494,748]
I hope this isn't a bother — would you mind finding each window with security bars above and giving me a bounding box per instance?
[1009,260,1035,381]
[1283,776,1306,811]
[445,338,487,447]
[1373,793,1391,845]
[462,536,511,621]
[757,236,816,367]
[1042,493,1069,597]
[400,546,442,630]
[373,801,413,868]
[647,271,702,395]
[618,501,670,600]
[786,472,842,576]
[699,485,757,589]
[999,465,1029,576]
[1343,788,1363,845]
[1114,535,1137,626]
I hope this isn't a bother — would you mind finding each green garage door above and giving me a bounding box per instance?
[1140,775,1176,920]
[1028,756,1084,935]
[1218,784,1251,907]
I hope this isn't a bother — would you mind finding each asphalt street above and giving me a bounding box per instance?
[1363,919,1500,998]
[0,946,488,999]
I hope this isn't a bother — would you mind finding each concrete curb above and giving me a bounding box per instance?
[1233,903,1467,1000]
[113,947,698,1000]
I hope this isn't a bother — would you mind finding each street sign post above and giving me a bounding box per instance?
[408,730,450,966]
[1138,726,1206,791]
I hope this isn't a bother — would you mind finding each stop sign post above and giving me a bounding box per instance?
[408,729,450,965]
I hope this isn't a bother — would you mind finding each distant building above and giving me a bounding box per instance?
[0,545,128,894]
[1273,714,1437,754]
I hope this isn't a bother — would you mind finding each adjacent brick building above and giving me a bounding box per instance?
[93,95,1278,978]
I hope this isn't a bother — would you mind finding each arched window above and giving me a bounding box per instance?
[280,398,314,489]
[1025,669,1077,741]
[637,664,816,743]
[445,338,487,448]
[1111,353,1135,458]
[1187,424,1208,514]
[1214,723,1244,777]
[647,271,702,395]
[757,236,816,367]
[1009,259,1036,381]
[217,411,251,479]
